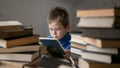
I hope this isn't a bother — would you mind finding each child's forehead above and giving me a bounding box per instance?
[49,21,63,26]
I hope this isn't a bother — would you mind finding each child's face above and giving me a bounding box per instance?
[48,21,69,40]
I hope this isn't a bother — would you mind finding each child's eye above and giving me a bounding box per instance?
[55,29,61,31]
[50,28,53,31]
[56,29,60,30]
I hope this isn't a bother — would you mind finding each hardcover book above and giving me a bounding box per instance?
[81,28,120,39]
[0,51,39,62]
[78,58,120,68]
[77,8,120,17]
[0,44,41,53]
[81,51,120,64]
[75,36,120,48]
[71,42,119,55]
[0,57,41,68]
[39,37,75,65]
[0,21,23,32]
[77,16,120,28]
[39,37,65,57]
[0,35,40,48]
[0,27,33,39]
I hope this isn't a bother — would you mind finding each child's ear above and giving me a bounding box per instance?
[66,24,70,31]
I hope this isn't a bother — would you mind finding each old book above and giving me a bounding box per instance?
[0,21,23,32]
[71,47,82,56]
[0,27,33,39]
[39,45,48,55]
[0,35,40,48]
[76,36,120,48]
[78,58,120,68]
[24,56,72,68]
[39,37,65,56]
[0,56,41,68]
[71,33,87,45]
[0,51,39,62]
[71,32,120,54]
[81,51,120,64]
[81,28,120,39]
[39,37,75,65]
[77,8,120,17]
[77,16,120,28]
[71,42,119,55]
[0,60,28,68]
[71,42,86,50]
[0,63,22,68]
[0,44,41,53]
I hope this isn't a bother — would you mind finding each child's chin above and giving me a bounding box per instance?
[53,36,62,40]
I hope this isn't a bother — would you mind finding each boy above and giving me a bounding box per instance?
[47,7,71,58]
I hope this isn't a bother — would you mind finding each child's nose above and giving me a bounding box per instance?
[53,30,57,35]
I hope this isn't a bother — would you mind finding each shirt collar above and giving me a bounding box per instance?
[59,32,71,43]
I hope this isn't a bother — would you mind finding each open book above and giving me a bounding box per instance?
[39,37,76,68]
[39,37,65,56]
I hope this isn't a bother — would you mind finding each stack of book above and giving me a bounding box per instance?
[71,8,120,68]
[0,21,43,68]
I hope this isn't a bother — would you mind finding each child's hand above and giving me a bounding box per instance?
[63,50,70,58]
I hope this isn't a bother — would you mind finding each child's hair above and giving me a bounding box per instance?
[47,7,69,28]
